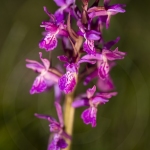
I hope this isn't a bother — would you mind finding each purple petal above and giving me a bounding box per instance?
[104,48,126,60]
[34,113,57,123]
[72,97,89,108]
[81,107,97,127]
[58,29,68,37]
[48,134,67,150]
[48,135,59,150]
[92,96,109,105]
[55,102,64,127]
[98,60,109,80]
[53,0,66,7]
[30,75,47,94]
[55,8,64,23]
[41,23,58,33]
[108,4,126,13]
[26,59,44,73]
[44,71,59,84]
[86,85,96,99]
[88,7,107,18]
[96,92,117,99]
[54,84,62,102]
[58,71,76,94]
[57,138,68,149]
[39,52,50,70]
[97,76,115,92]
[78,59,96,65]
[66,63,78,73]
[83,39,96,55]
[39,33,58,51]
[104,37,120,49]
[82,53,102,61]
[86,30,101,40]
[57,55,69,62]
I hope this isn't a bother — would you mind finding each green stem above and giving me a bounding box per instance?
[64,89,76,150]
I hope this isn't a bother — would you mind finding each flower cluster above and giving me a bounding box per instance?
[26,0,126,149]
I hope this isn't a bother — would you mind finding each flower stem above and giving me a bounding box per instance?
[64,90,75,150]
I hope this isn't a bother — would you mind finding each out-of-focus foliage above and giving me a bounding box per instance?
[0,0,150,150]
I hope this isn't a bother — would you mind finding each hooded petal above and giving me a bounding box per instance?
[58,71,76,94]
[39,52,50,70]
[83,39,96,55]
[86,85,96,99]
[30,75,47,94]
[39,33,58,51]
[81,107,97,127]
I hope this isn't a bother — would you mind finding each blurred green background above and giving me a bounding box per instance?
[0,0,150,150]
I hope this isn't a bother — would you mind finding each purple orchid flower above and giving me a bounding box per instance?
[35,102,71,150]
[77,20,101,55]
[88,0,126,28]
[72,85,117,127]
[57,55,96,94]
[26,52,61,95]
[83,37,121,89]
[39,7,68,51]
[53,0,75,23]
[82,47,126,80]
